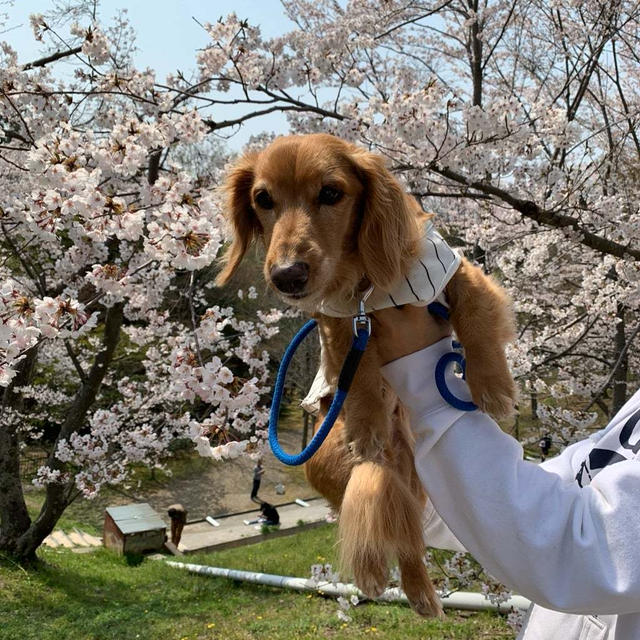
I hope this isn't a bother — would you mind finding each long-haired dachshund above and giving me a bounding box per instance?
[216,133,516,617]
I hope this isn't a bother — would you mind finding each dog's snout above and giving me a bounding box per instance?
[270,262,309,294]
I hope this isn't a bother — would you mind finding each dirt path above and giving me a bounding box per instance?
[33,422,317,530]
[142,432,314,521]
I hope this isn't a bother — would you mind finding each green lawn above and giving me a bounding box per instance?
[0,525,515,640]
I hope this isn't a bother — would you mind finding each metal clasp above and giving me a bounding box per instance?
[353,284,374,337]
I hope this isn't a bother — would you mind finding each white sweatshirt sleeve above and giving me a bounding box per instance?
[382,337,640,615]
[422,497,467,552]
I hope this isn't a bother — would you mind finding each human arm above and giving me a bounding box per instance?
[423,440,593,553]
[376,307,640,614]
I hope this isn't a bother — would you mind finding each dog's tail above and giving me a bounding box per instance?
[339,460,442,617]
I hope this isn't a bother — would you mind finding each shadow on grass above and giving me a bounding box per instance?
[1,548,340,640]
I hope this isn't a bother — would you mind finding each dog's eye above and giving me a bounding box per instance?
[254,190,274,210]
[318,185,343,206]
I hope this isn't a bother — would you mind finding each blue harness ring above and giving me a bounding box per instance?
[434,351,477,412]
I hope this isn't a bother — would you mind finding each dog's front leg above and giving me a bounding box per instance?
[342,351,394,462]
[340,374,442,616]
[303,400,351,511]
[446,257,517,419]
[318,319,394,596]
[316,317,392,460]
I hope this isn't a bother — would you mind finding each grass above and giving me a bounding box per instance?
[0,525,516,640]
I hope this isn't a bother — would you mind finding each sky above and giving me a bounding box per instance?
[3,0,295,148]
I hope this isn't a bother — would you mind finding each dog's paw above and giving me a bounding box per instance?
[353,556,389,599]
[465,358,517,420]
[406,588,444,619]
[475,386,517,419]
[400,559,444,618]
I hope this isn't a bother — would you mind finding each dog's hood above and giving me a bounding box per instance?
[317,220,461,317]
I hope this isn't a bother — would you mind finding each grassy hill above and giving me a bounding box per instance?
[0,524,515,639]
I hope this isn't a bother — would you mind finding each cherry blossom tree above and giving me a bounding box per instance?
[0,5,311,561]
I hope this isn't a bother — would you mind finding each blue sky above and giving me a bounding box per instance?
[4,0,295,147]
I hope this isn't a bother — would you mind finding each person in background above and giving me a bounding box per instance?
[250,458,265,504]
[259,501,280,526]
[373,305,640,640]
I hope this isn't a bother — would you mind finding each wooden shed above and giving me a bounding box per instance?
[103,503,166,555]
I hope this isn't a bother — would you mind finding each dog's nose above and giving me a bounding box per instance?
[270,262,309,294]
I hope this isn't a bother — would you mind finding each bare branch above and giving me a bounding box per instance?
[22,46,83,71]
[203,103,344,132]
[64,339,88,383]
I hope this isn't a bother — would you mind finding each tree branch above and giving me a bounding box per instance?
[22,46,83,71]
[586,319,640,411]
[64,340,88,383]
[203,103,344,132]
[431,164,640,260]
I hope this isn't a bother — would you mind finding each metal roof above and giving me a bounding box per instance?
[105,503,166,535]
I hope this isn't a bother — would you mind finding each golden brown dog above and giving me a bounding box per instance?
[216,133,516,617]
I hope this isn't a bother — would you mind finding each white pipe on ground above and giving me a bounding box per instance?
[166,561,531,613]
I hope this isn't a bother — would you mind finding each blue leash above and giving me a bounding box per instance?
[268,302,476,467]
[269,319,370,466]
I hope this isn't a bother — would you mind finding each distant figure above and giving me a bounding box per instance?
[259,502,280,526]
[250,458,265,504]
[539,434,552,461]
[167,503,188,546]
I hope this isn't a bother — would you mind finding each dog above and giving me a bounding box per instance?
[216,133,516,617]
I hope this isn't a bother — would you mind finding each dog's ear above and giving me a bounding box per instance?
[349,148,419,289]
[215,152,262,286]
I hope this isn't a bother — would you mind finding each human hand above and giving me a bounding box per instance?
[373,305,452,365]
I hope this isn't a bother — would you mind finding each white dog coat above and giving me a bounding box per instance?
[302,220,461,414]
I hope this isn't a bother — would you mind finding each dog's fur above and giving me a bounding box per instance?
[217,133,517,617]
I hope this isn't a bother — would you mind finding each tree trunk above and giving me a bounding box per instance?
[470,8,483,108]
[530,391,539,426]
[0,347,39,557]
[611,303,628,418]
[1,303,124,562]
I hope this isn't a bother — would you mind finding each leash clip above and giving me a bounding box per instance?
[353,284,374,337]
